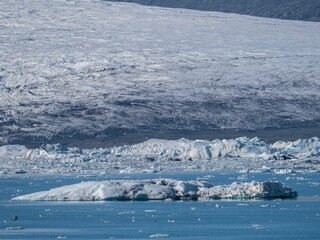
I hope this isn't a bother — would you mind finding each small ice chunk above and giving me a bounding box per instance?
[144,210,157,213]
[149,233,170,238]
[5,227,24,230]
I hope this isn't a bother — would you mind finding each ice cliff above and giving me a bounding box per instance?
[25,136,320,161]
[1,137,319,174]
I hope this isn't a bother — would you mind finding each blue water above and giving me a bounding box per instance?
[0,172,319,239]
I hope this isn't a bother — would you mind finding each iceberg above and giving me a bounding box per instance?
[13,179,297,201]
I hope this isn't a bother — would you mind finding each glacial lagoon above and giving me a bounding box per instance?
[0,172,319,239]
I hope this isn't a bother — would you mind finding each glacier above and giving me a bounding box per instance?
[12,179,297,201]
[1,0,320,145]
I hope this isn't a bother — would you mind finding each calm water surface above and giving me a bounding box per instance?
[0,172,319,239]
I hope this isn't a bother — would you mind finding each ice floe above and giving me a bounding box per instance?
[13,179,297,201]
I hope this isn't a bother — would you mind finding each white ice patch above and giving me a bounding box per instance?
[149,233,170,238]
[13,179,297,201]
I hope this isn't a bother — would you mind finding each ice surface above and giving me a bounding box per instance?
[13,179,297,201]
[1,0,320,144]
[0,137,320,174]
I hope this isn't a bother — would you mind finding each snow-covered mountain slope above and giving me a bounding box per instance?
[106,0,320,22]
[1,0,320,144]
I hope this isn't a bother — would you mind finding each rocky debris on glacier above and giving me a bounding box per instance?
[13,179,297,201]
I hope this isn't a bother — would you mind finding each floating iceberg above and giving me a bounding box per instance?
[13,179,297,201]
